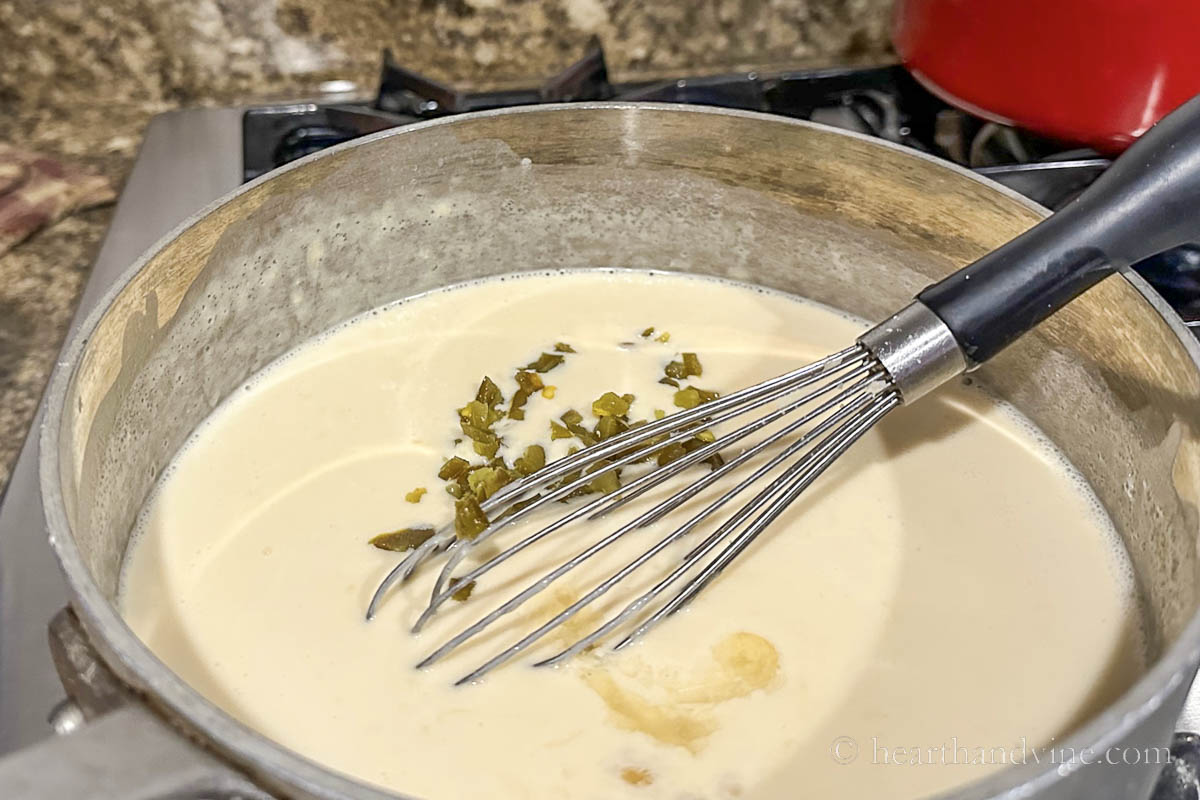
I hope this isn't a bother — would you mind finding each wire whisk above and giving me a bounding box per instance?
[368,342,902,683]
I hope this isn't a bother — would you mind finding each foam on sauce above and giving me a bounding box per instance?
[120,269,1143,799]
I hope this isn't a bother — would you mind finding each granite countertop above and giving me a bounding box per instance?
[0,0,894,492]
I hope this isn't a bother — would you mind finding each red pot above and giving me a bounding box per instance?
[892,0,1200,153]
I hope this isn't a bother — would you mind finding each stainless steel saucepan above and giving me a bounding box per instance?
[2,104,1199,800]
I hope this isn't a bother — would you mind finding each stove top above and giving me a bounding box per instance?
[3,46,1199,798]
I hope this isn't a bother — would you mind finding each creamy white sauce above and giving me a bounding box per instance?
[120,270,1142,800]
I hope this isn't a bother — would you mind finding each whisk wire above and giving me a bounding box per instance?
[413,363,882,628]
[412,348,874,614]
[611,390,901,652]
[416,376,881,669]
[589,363,880,524]
[534,388,899,671]
[444,389,890,683]
[368,346,871,619]
[366,342,905,683]
[479,345,868,510]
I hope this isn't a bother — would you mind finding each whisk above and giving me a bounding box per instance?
[368,95,1200,684]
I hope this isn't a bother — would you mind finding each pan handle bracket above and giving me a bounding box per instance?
[0,608,271,800]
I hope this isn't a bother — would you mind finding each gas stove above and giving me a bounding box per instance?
[2,46,1199,798]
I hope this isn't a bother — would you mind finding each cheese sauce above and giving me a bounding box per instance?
[119,270,1143,800]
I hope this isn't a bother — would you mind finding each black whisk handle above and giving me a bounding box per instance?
[918,92,1200,366]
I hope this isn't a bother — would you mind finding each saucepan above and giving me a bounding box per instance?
[1,104,1200,799]
[892,0,1200,153]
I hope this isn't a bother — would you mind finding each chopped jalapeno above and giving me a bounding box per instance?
[673,387,702,409]
[526,352,565,373]
[472,435,500,458]
[592,391,631,418]
[470,402,504,429]
[683,437,725,471]
[589,468,621,495]
[673,385,718,409]
[376,331,726,557]
[460,422,501,456]
[454,495,489,539]
[566,422,598,447]
[560,409,597,445]
[655,442,688,466]
[654,438,724,471]
[556,467,592,499]
[449,577,476,602]
[369,527,435,552]
[459,400,492,430]
[508,388,532,420]
[515,371,544,393]
[665,352,702,380]
[509,371,546,420]
[438,457,470,480]
[458,421,487,441]
[595,415,628,440]
[513,444,546,476]
[466,466,513,501]
[475,376,503,408]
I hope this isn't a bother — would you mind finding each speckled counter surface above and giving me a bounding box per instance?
[0,0,893,491]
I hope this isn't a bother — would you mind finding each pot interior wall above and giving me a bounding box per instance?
[54,105,1200,675]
